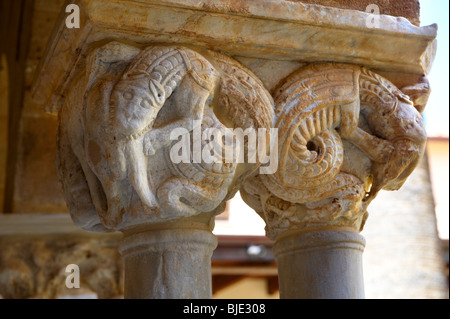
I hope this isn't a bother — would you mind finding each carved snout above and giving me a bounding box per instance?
[401,76,431,114]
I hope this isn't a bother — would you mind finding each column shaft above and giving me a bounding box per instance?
[273,230,366,299]
[119,228,217,299]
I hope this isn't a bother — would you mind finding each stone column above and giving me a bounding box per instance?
[54,42,274,298]
[241,63,430,299]
[273,230,366,299]
[119,220,217,299]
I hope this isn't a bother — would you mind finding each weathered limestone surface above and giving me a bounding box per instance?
[32,0,437,115]
[6,0,435,215]
[23,0,441,299]
[241,63,428,239]
[55,40,275,298]
[57,42,274,232]
[4,0,426,216]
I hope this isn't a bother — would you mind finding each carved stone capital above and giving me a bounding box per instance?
[241,174,367,240]
[0,236,123,299]
[57,42,274,232]
[241,63,428,240]
[55,41,276,298]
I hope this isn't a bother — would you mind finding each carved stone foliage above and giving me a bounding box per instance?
[0,237,123,299]
[57,42,274,232]
[241,63,428,240]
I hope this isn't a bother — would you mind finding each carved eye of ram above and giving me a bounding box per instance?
[123,91,133,100]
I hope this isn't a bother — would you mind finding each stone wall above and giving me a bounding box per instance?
[363,154,448,298]
[10,0,67,214]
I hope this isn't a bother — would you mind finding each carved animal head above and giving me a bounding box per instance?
[380,99,427,192]
[401,76,431,114]
[109,77,163,138]
[394,95,427,145]
[361,72,428,197]
[108,46,201,140]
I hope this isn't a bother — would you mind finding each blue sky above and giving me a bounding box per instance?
[420,0,449,137]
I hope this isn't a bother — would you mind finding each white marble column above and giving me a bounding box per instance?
[120,221,217,299]
[273,230,365,299]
